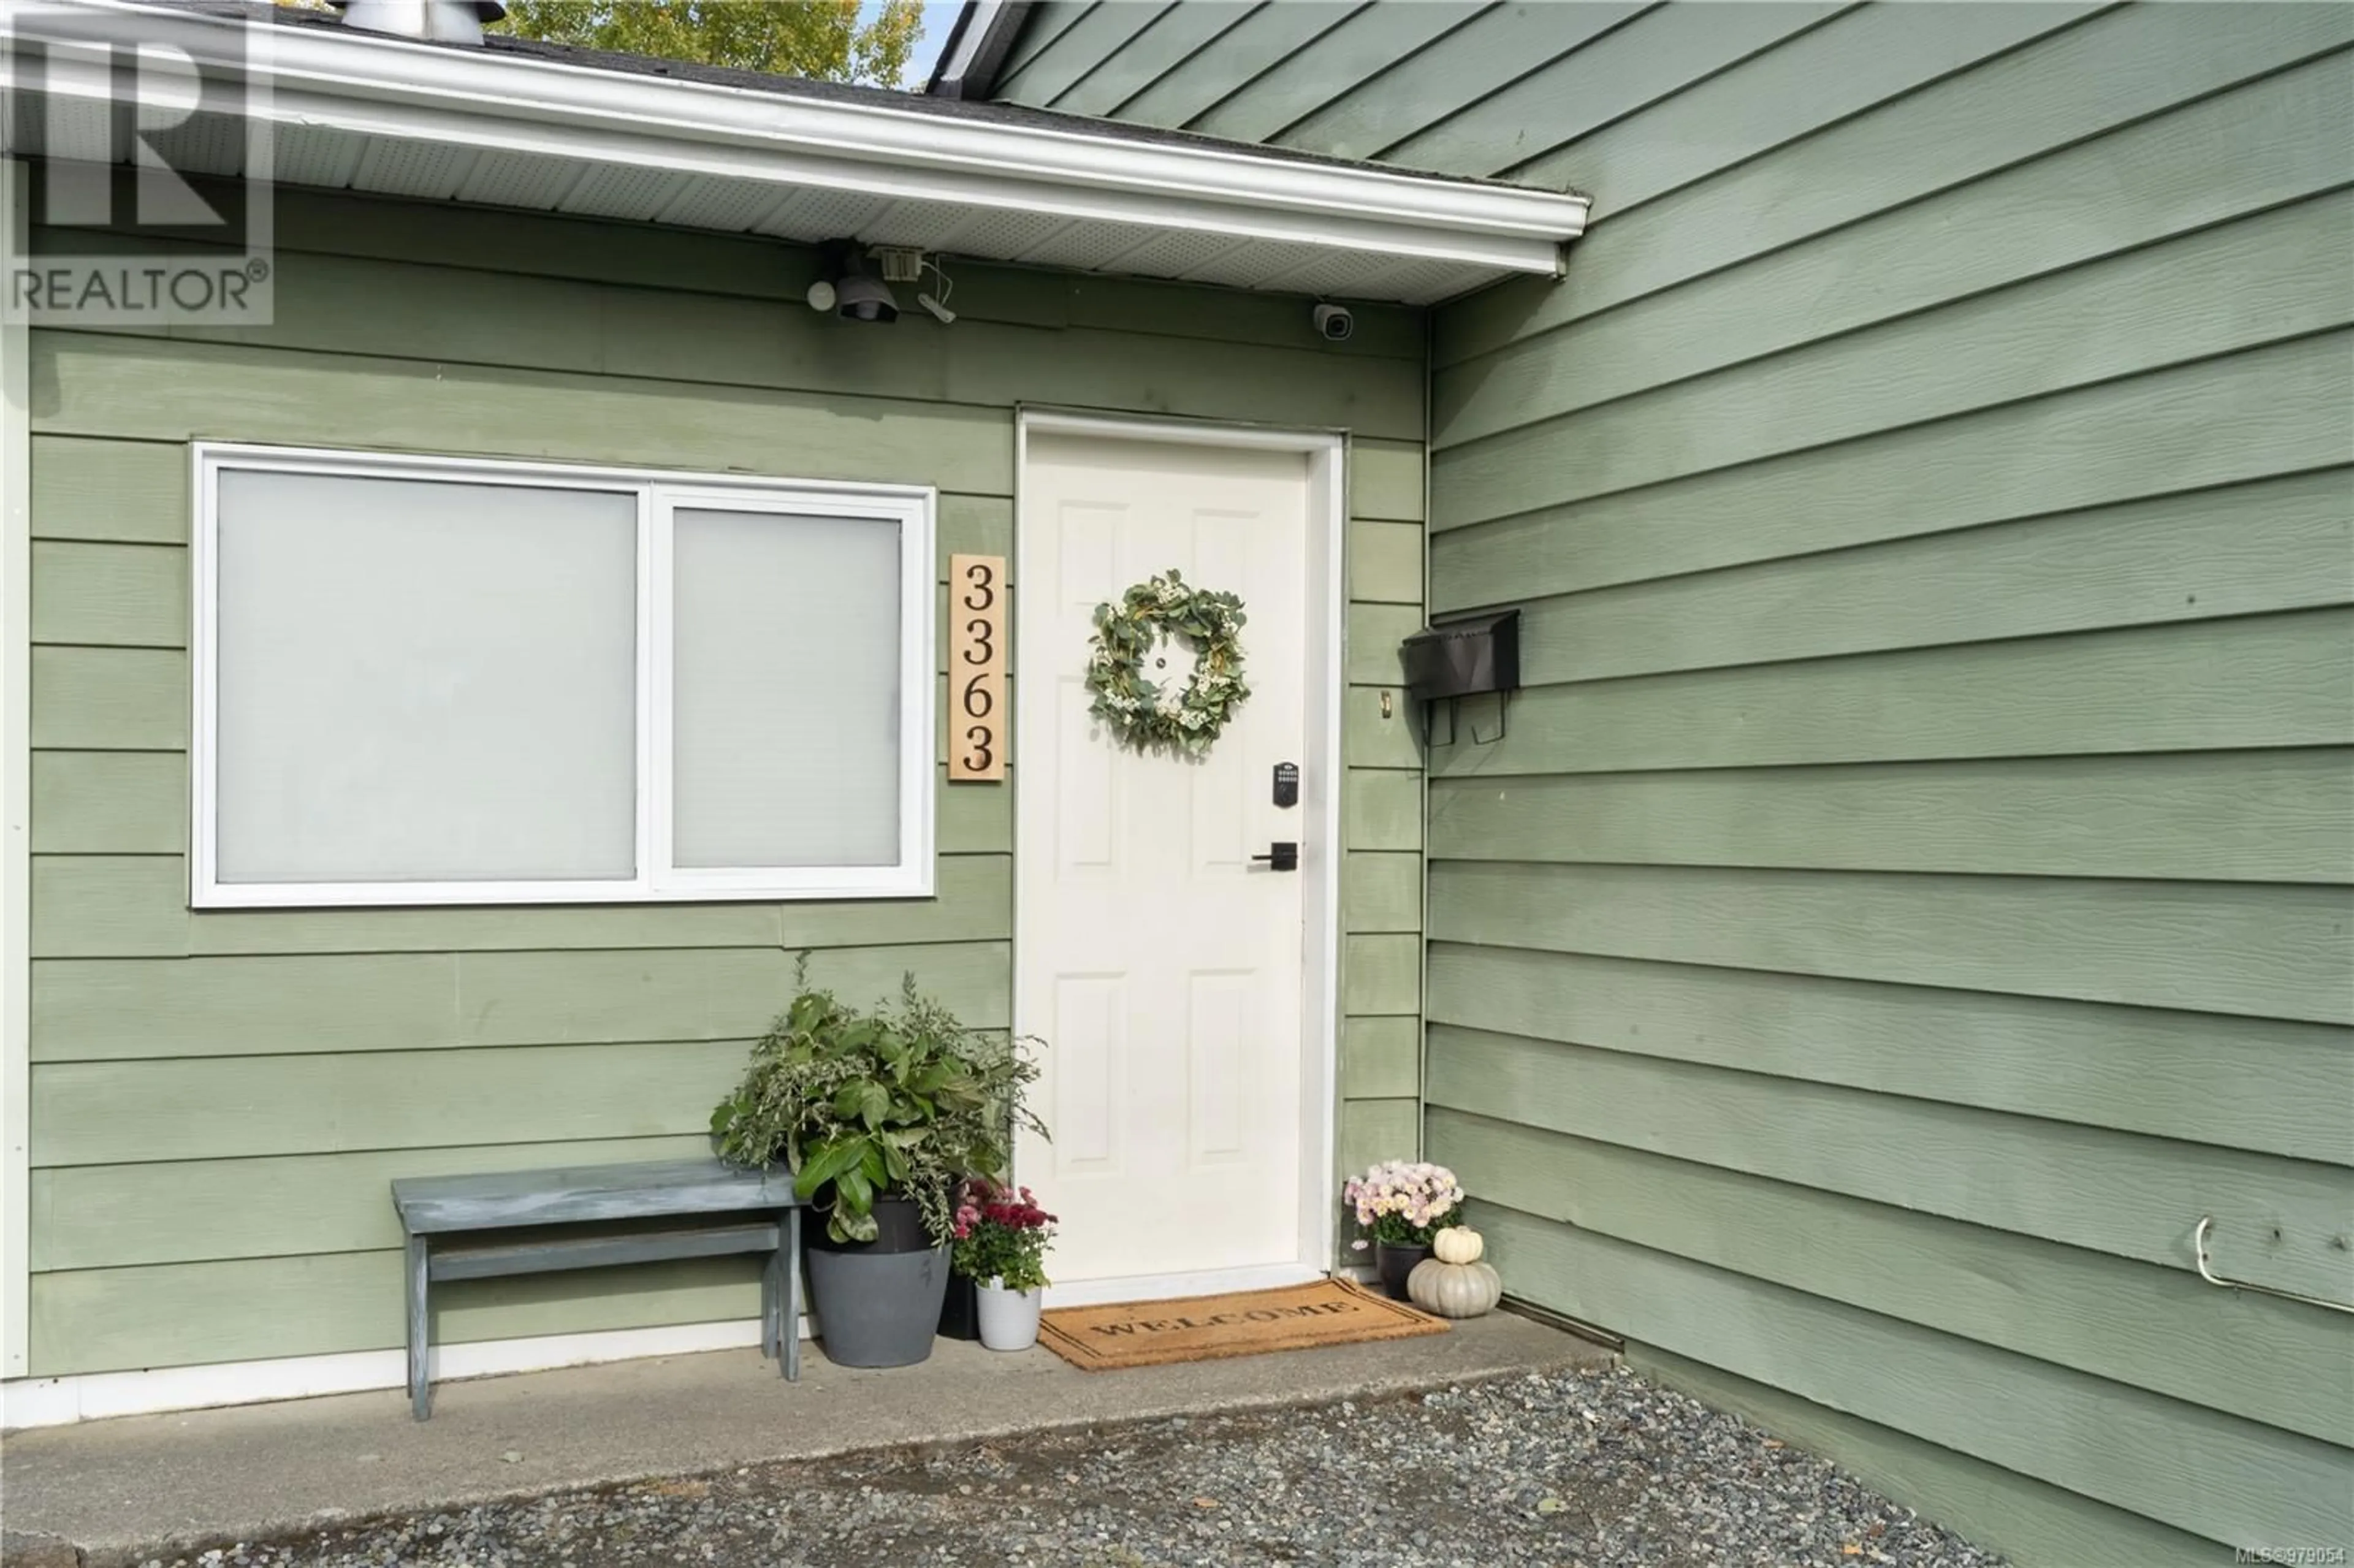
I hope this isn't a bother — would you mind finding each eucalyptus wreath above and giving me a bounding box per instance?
[1084,569,1251,753]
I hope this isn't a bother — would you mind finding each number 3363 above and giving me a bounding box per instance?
[949,555,1005,781]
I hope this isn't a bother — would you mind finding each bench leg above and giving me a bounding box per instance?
[782,1208,801,1382]
[405,1233,432,1421]
[759,1249,775,1361]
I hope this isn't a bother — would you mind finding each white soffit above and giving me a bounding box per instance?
[7,1,1590,304]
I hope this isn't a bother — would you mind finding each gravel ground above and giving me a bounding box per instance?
[137,1365,2002,1568]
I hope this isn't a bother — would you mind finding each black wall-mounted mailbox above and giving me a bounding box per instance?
[1401,609,1520,702]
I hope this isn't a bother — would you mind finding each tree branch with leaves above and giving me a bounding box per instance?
[497,0,924,86]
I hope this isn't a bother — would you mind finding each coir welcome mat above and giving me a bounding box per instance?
[1037,1277,1447,1371]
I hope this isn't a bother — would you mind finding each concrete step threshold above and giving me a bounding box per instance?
[0,1312,1607,1567]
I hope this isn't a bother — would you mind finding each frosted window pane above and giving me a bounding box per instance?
[672,508,902,868]
[213,471,638,884]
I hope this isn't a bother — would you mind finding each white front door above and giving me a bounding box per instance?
[1017,428,1322,1303]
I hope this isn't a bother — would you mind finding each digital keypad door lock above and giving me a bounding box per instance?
[1273,762,1299,808]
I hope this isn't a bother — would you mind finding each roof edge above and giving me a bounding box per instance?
[925,0,1029,101]
[17,0,1585,277]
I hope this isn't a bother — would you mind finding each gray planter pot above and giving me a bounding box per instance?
[803,1196,949,1368]
[1374,1241,1431,1301]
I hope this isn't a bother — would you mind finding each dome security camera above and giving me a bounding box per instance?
[1312,303,1355,343]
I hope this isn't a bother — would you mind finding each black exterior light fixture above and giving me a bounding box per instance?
[1401,608,1520,746]
[807,240,899,323]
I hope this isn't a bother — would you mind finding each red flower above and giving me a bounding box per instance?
[950,1178,1057,1235]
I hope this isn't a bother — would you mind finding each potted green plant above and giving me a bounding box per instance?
[950,1178,1056,1352]
[710,971,1042,1368]
[1343,1160,1467,1301]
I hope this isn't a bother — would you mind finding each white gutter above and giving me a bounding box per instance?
[10,0,1586,275]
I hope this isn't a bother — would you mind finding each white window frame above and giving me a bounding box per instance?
[191,443,936,908]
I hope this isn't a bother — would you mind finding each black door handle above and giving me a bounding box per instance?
[1251,842,1300,872]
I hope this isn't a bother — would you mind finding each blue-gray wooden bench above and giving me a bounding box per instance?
[390,1158,806,1420]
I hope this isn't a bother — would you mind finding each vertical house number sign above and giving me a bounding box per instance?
[949,554,1006,782]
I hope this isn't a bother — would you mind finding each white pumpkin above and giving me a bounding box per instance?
[1407,1257,1502,1319]
[1431,1225,1484,1265]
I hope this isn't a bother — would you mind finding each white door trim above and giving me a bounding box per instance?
[1013,408,1345,1307]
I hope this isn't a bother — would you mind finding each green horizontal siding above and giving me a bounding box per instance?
[1434,197,2351,522]
[992,0,1177,107]
[1474,471,2354,684]
[1459,1201,2349,1553]
[1425,944,2353,1166]
[1051,2,1255,121]
[37,336,1015,488]
[32,942,1013,1063]
[36,1043,772,1166]
[1428,751,2354,884]
[1381,1,1843,179]
[31,751,1014,860]
[1183,3,1472,147]
[1024,0,2354,1559]
[1426,1029,2354,1304]
[1341,851,1420,935]
[1341,934,1419,1019]
[1343,769,1419,851]
[1431,332,2353,596]
[1342,685,1419,769]
[1443,1,2354,353]
[37,242,1424,443]
[1431,1108,2350,1447]
[1345,519,1422,605]
[1623,1343,2215,1568]
[1338,1015,1418,1100]
[991,0,1094,82]
[31,1135,715,1269]
[30,1249,767,1377]
[1430,1,2354,1555]
[1442,56,2353,435]
[1423,611,2354,775]
[1348,438,1424,522]
[1335,1095,1417,1182]
[1278,3,1647,163]
[1428,861,2354,1024]
[23,188,1428,1368]
[1108,2,1372,132]
[1501,1,2100,205]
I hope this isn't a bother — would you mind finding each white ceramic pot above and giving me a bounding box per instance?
[975,1278,1042,1352]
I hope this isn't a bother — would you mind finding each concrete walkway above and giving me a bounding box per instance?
[1,1313,1605,1566]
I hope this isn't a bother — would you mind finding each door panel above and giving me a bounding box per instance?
[1018,433,1313,1290]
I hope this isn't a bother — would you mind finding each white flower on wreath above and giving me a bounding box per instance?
[1086,573,1249,747]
